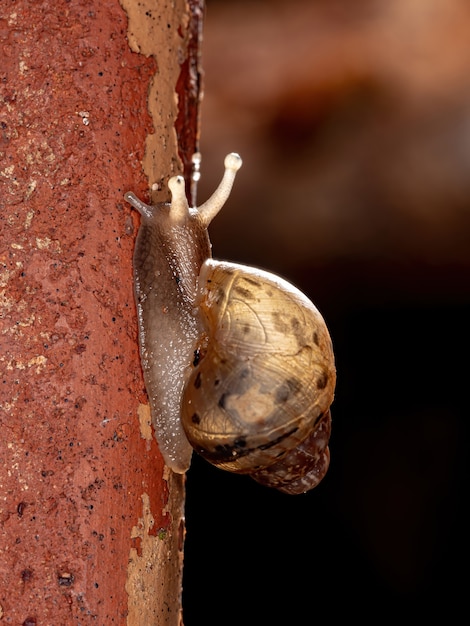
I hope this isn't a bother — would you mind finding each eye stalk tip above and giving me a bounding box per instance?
[224,153,242,172]
[168,175,185,195]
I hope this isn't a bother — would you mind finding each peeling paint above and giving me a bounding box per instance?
[138,403,153,443]
[126,493,160,621]
[126,470,184,626]
[119,0,190,201]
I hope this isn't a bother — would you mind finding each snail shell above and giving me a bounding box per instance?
[125,153,336,494]
[181,260,335,495]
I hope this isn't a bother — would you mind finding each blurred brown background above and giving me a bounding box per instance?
[183,1,468,623]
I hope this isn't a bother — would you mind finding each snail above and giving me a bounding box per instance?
[125,154,336,494]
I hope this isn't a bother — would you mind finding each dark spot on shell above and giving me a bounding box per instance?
[313,331,319,346]
[243,324,251,334]
[191,413,201,425]
[215,443,232,454]
[258,427,298,451]
[291,317,301,331]
[283,377,302,396]
[314,409,329,426]
[193,371,201,389]
[218,393,228,408]
[17,501,26,517]
[291,316,307,345]
[271,311,288,333]
[229,367,252,395]
[22,619,37,626]
[233,286,255,300]
[214,379,220,386]
[316,372,328,390]
[276,378,296,404]
[243,276,262,288]
[215,286,226,303]
[275,382,291,403]
[212,438,251,460]
[200,426,298,464]
[193,348,201,366]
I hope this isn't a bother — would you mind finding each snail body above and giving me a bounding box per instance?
[125,154,336,494]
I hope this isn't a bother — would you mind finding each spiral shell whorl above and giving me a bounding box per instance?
[250,409,332,495]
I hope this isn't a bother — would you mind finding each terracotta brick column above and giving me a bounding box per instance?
[0,1,203,623]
